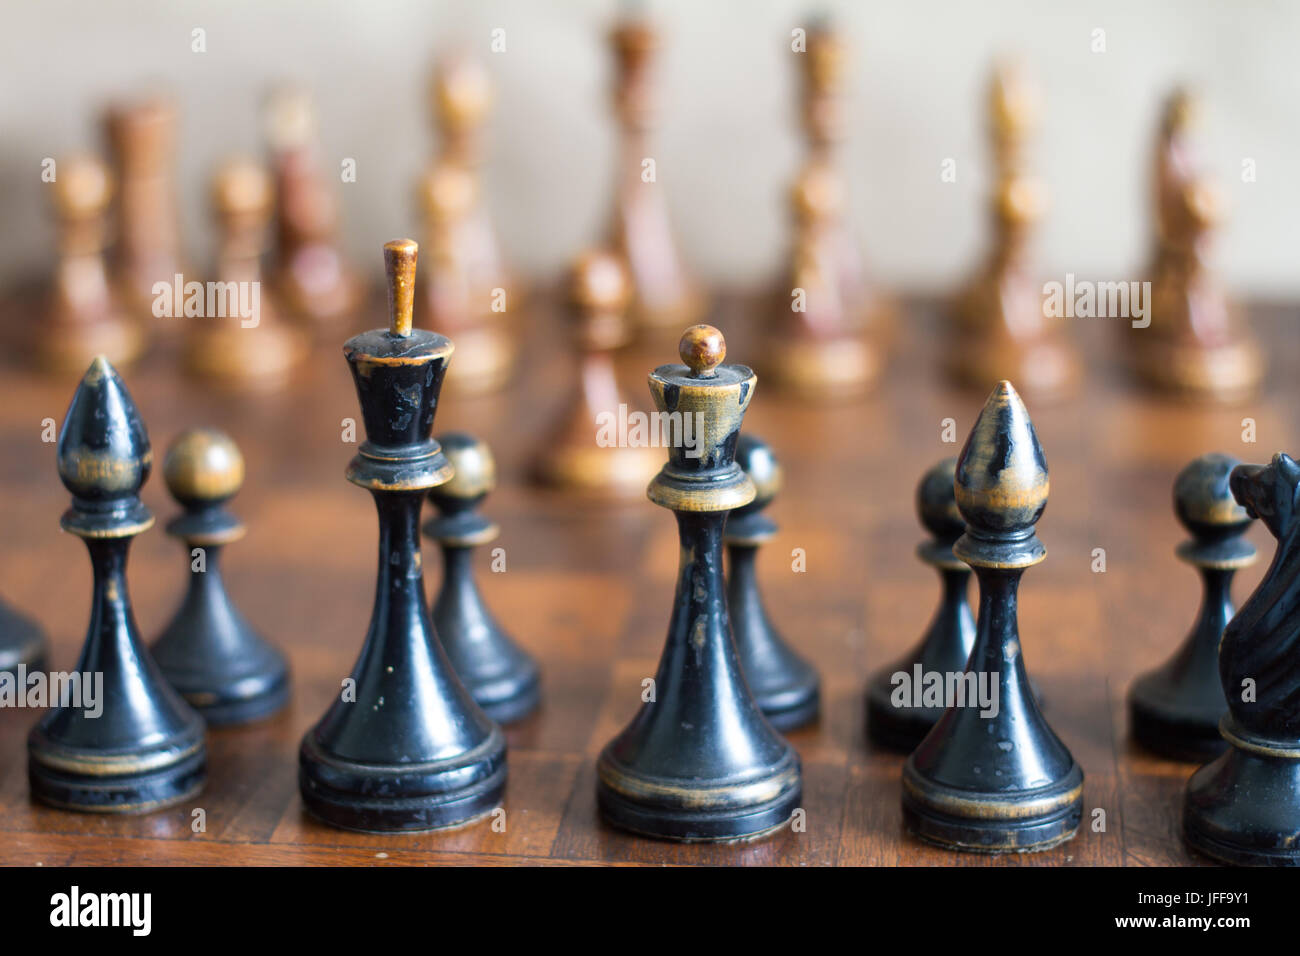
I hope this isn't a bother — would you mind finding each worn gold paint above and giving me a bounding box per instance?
[902,772,1083,821]
[29,739,204,777]
[597,759,800,810]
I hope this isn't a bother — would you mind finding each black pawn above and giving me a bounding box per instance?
[151,429,291,725]
[597,325,801,842]
[1184,453,1300,866]
[867,458,975,751]
[0,599,46,678]
[1130,453,1256,761]
[902,380,1082,853]
[726,434,819,731]
[298,239,505,833]
[425,432,540,724]
[30,356,206,812]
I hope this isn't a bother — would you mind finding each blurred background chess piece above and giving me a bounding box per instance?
[103,98,184,329]
[183,158,304,391]
[606,14,704,335]
[264,84,364,333]
[532,249,662,495]
[38,155,145,375]
[762,20,890,400]
[947,61,1079,402]
[418,55,517,395]
[1126,89,1263,403]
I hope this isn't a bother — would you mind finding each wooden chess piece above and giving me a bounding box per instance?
[948,63,1079,401]
[532,250,663,495]
[1129,453,1256,761]
[902,381,1083,852]
[1127,90,1263,403]
[0,599,45,679]
[29,357,206,812]
[299,239,506,832]
[417,159,516,394]
[425,432,540,724]
[606,16,705,332]
[597,325,801,842]
[264,85,364,330]
[184,159,304,390]
[867,458,976,752]
[726,435,819,731]
[151,428,290,726]
[103,99,183,320]
[38,155,146,375]
[765,160,882,399]
[764,22,889,399]
[1183,453,1300,865]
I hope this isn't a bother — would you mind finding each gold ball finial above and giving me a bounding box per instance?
[384,238,418,337]
[436,432,497,500]
[679,324,725,377]
[164,428,245,504]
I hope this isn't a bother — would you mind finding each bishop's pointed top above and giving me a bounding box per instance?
[954,380,1048,538]
[57,356,152,502]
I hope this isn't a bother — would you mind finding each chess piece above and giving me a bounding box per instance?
[29,357,206,812]
[264,85,364,329]
[151,429,291,726]
[184,159,304,390]
[103,99,183,320]
[867,458,976,751]
[597,325,801,841]
[1183,453,1300,866]
[766,161,882,399]
[902,381,1083,852]
[1127,90,1263,403]
[299,239,506,832]
[948,62,1079,401]
[764,22,889,399]
[0,598,45,678]
[425,432,540,723]
[38,155,145,375]
[726,435,819,731]
[1129,453,1256,761]
[606,16,705,332]
[532,250,662,495]
[417,159,516,394]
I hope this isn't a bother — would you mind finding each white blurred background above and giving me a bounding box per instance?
[3,0,1298,296]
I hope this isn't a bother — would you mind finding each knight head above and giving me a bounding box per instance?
[1230,454,1300,540]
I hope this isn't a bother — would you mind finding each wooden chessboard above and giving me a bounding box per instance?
[0,291,1296,866]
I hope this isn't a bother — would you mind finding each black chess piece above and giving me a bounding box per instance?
[597,325,801,842]
[0,599,45,678]
[1184,453,1300,866]
[867,458,976,751]
[1130,453,1256,761]
[902,381,1083,852]
[29,356,206,812]
[151,429,291,726]
[299,239,506,833]
[726,434,819,731]
[425,432,540,724]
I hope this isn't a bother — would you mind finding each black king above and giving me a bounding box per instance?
[597,325,802,841]
[298,239,506,833]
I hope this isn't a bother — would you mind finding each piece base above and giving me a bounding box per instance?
[179,668,291,728]
[298,730,507,834]
[597,777,802,843]
[473,672,541,726]
[1183,746,1300,867]
[1128,694,1226,763]
[901,764,1084,854]
[866,697,940,753]
[27,741,206,815]
[758,685,820,733]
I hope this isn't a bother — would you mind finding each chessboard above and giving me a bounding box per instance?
[0,290,1295,866]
